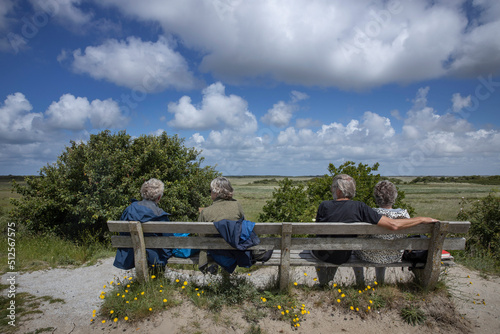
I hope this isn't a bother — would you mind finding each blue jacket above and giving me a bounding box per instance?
[208,218,260,273]
[113,200,173,270]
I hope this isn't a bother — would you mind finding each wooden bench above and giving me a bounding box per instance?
[107,220,470,291]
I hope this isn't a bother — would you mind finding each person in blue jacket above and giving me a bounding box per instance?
[113,178,172,270]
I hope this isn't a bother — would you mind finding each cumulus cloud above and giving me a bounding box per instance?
[0,93,43,143]
[261,90,309,127]
[168,82,257,133]
[46,94,128,130]
[99,0,500,89]
[67,36,198,92]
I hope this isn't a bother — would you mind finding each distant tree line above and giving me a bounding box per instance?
[409,175,500,185]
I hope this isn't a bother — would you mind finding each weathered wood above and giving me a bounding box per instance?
[128,221,148,283]
[279,223,292,291]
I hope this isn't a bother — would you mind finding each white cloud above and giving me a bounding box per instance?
[99,0,500,89]
[168,82,257,133]
[68,36,198,92]
[261,101,294,128]
[46,94,127,130]
[0,92,43,143]
[451,93,471,112]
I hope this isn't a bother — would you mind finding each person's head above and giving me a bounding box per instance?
[210,177,234,200]
[140,178,164,202]
[331,174,356,200]
[373,180,398,208]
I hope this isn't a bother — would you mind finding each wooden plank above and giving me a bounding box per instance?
[107,220,470,235]
[128,221,148,283]
[110,235,465,251]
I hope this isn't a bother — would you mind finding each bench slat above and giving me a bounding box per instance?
[107,221,470,235]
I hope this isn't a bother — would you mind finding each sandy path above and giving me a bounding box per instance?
[2,257,499,333]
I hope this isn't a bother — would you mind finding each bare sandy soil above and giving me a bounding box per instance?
[3,257,499,334]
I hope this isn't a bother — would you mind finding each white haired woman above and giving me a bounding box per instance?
[353,180,409,284]
[113,178,172,270]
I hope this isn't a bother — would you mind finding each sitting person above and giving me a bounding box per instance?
[353,180,408,284]
[113,178,172,270]
[198,177,264,273]
[312,174,438,286]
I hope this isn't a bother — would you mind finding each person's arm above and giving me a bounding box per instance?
[377,215,439,230]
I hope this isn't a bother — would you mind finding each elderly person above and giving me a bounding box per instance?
[113,178,172,270]
[353,180,409,284]
[198,177,244,222]
[312,174,438,286]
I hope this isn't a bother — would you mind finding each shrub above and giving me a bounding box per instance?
[10,130,219,241]
[259,161,414,222]
[458,193,500,259]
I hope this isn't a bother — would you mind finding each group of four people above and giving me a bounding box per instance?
[114,175,438,286]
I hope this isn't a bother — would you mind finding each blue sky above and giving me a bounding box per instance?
[1,0,499,176]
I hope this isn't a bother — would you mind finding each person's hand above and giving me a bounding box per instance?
[422,217,439,223]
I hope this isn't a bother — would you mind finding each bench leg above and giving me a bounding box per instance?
[279,223,292,292]
[129,221,148,283]
[414,221,449,289]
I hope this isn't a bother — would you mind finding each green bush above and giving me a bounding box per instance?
[10,130,219,241]
[259,161,414,222]
[458,193,500,259]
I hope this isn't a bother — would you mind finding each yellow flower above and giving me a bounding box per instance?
[134,297,137,301]
[281,311,285,315]
[262,298,267,302]
[277,305,281,309]
[286,310,289,314]
[103,285,106,288]
[181,286,185,289]
[151,275,156,279]
[350,306,354,310]
[368,306,371,310]
[333,283,337,288]
[159,290,163,292]
[113,318,118,323]
[337,299,341,303]
[116,293,120,296]
[125,290,128,293]
[294,282,298,286]
[356,307,359,312]
[183,281,188,285]
[149,308,152,311]
[126,301,129,304]
[197,293,200,297]
[358,290,362,293]
[313,278,317,281]
[124,316,129,321]
[110,310,114,314]
[248,273,251,276]
[369,300,373,304]
[374,281,378,285]
[128,277,132,281]
[176,279,180,283]
[102,320,106,324]
[341,294,345,298]
[297,323,300,327]
[122,295,125,298]
[304,272,308,276]
[110,281,114,285]
[367,285,371,289]
[100,295,105,299]
[127,284,130,288]
[338,289,341,293]
[195,288,199,291]
[141,291,145,295]
[163,299,167,302]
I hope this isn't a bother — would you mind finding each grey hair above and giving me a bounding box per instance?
[331,174,356,199]
[373,180,398,207]
[140,178,164,201]
[210,177,234,200]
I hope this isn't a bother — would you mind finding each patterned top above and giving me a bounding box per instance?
[353,208,410,264]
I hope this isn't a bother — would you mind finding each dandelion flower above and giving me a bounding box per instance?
[333,283,337,288]
[248,273,251,276]
[163,299,167,303]
[128,277,132,281]
[337,299,341,303]
[350,306,354,310]
[151,275,156,279]
[126,301,129,304]
[195,288,199,291]
[124,316,129,321]
[294,282,298,286]
[277,305,281,309]
[358,290,362,294]
[338,289,341,293]
[122,295,125,298]
[197,293,200,297]
[356,307,359,311]
[100,295,105,299]
[181,286,185,289]
[134,297,137,301]
[127,284,130,288]
[184,281,188,285]
[286,310,289,314]
[102,320,106,324]
[367,285,371,289]
[368,306,371,310]
[149,308,152,311]
[281,311,285,315]
[103,285,106,289]
[141,291,145,295]
[176,279,180,283]
[262,298,267,302]
[125,290,129,293]
[113,318,118,323]
[313,278,317,281]
[341,294,345,298]
[110,310,114,314]
[297,323,301,327]
[374,281,378,285]
[304,273,308,276]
